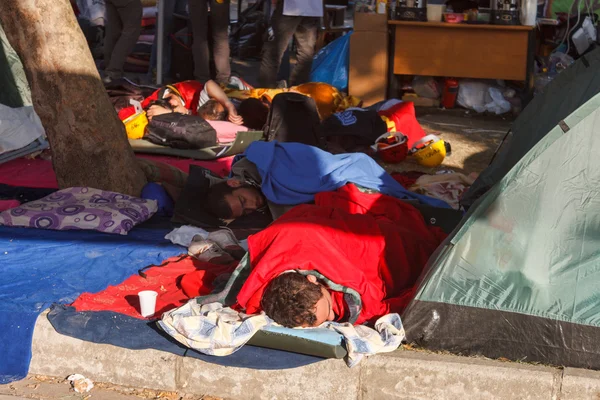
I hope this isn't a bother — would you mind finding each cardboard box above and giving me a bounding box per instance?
[402,94,441,107]
[353,12,388,32]
[349,30,388,106]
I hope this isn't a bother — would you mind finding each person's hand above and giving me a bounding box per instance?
[225,101,244,125]
[172,104,190,115]
[146,105,172,120]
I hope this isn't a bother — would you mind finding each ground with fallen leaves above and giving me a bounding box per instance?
[0,375,223,400]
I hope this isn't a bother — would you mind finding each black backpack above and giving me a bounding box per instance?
[318,109,387,145]
[144,113,217,150]
[264,92,322,147]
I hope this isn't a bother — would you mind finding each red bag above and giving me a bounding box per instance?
[378,102,426,148]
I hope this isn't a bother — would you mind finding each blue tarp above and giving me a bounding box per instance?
[0,224,184,383]
[310,32,351,92]
[245,141,451,208]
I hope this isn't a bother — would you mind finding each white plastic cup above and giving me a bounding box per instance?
[427,4,446,22]
[138,290,158,317]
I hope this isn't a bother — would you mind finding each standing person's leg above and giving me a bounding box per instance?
[258,0,301,88]
[209,0,231,84]
[189,0,211,82]
[105,0,143,79]
[103,0,122,75]
[289,16,319,86]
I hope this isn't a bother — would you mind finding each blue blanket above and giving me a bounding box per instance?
[0,225,183,383]
[244,141,450,208]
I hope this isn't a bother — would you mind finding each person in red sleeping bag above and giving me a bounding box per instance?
[118,79,243,125]
[236,184,446,327]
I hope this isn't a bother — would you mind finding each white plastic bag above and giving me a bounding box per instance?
[412,76,441,99]
[478,87,511,115]
[457,80,511,115]
[457,80,490,110]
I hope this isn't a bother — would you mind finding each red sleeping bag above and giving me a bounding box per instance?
[71,255,237,319]
[238,184,446,325]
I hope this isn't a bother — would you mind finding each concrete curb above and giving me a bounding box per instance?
[29,311,600,399]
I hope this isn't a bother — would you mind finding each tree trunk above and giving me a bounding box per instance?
[0,0,147,196]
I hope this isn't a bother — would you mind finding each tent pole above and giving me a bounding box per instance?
[156,0,165,85]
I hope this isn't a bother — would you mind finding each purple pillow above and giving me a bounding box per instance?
[0,187,157,235]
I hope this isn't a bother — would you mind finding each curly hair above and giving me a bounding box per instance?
[198,100,227,121]
[260,273,323,328]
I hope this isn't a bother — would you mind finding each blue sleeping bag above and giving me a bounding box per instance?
[244,141,450,208]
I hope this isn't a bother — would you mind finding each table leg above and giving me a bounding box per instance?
[387,24,397,100]
[524,28,536,105]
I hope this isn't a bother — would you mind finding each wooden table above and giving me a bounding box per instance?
[387,21,536,100]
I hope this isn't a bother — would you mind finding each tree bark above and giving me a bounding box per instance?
[0,0,147,196]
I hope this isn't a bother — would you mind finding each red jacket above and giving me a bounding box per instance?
[238,184,446,325]
[118,80,205,120]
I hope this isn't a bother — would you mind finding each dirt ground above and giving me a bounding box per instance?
[383,107,514,176]
[0,375,222,400]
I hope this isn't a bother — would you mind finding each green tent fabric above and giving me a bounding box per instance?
[403,91,600,369]
[0,21,49,164]
[462,48,600,208]
[0,22,31,108]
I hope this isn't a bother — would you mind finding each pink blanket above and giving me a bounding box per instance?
[0,155,234,189]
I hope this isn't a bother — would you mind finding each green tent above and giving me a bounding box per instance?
[404,63,600,368]
[462,48,600,207]
[0,21,48,164]
[0,22,31,108]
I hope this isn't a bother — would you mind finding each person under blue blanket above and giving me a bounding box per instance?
[204,141,450,220]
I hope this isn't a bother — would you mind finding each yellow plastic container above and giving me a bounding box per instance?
[123,112,148,140]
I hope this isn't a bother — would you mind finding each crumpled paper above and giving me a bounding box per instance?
[67,374,94,393]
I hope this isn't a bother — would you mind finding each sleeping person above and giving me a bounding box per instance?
[142,79,243,125]
[233,184,447,327]
[203,141,451,221]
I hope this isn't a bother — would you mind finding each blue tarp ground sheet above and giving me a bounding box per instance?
[0,224,184,383]
[48,305,323,369]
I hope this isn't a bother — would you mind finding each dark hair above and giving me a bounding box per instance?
[238,98,269,130]
[204,181,236,219]
[261,273,323,328]
[198,100,227,121]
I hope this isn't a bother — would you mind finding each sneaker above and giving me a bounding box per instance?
[207,229,246,260]
[188,239,235,264]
